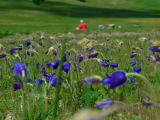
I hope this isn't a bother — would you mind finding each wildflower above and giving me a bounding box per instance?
[97,59,109,67]
[46,72,56,81]
[102,71,127,89]
[13,81,21,91]
[110,63,118,67]
[133,67,142,73]
[10,40,15,44]
[129,60,137,66]
[107,58,109,62]
[67,51,70,55]
[52,59,60,69]
[88,53,98,59]
[86,47,95,51]
[53,51,57,55]
[130,52,137,58]
[25,40,31,46]
[10,59,29,75]
[33,77,45,85]
[149,46,160,53]
[42,66,47,76]
[129,77,135,83]
[18,44,23,50]
[62,62,71,74]
[76,54,83,63]
[143,102,158,108]
[0,53,6,58]
[81,75,102,85]
[105,48,109,52]
[10,47,17,55]
[38,41,42,46]
[74,65,81,72]
[49,77,63,87]
[46,61,51,67]
[89,50,97,54]
[41,35,45,40]
[36,63,40,69]
[94,98,114,108]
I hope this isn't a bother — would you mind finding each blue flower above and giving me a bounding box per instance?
[130,52,137,58]
[10,59,28,75]
[76,54,83,63]
[129,60,137,66]
[33,77,45,85]
[102,71,127,89]
[88,53,98,59]
[13,81,21,91]
[18,44,23,50]
[46,61,51,67]
[36,62,40,70]
[129,77,135,83]
[105,48,109,52]
[86,47,95,51]
[133,67,142,73]
[62,62,71,74]
[67,51,70,55]
[10,47,17,55]
[107,58,109,62]
[39,41,42,46]
[25,40,31,46]
[97,59,109,67]
[53,51,57,56]
[0,54,6,58]
[52,59,60,69]
[149,46,160,53]
[94,98,114,108]
[42,66,47,76]
[49,77,63,87]
[110,63,118,67]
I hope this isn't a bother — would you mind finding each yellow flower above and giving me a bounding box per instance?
[125,53,127,56]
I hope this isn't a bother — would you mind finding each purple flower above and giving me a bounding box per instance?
[18,44,23,50]
[39,41,42,46]
[94,98,114,108]
[74,65,81,72]
[102,71,127,89]
[129,77,135,83]
[52,59,60,69]
[42,66,47,76]
[13,81,21,91]
[36,62,40,69]
[45,50,49,54]
[88,53,98,59]
[133,67,142,73]
[62,62,71,74]
[53,51,57,56]
[76,54,83,63]
[105,48,109,52]
[46,61,51,67]
[107,59,109,62]
[49,77,63,87]
[0,54,6,58]
[129,60,137,66]
[33,77,45,85]
[25,41,31,46]
[10,48,17,55]
[86,47,95,51]
[110,63,118,67]
[149,46,160,53]
[97,59,109,67]
[10,59,28,75]
[46,72,56,80]
[67,51,70,55]
[130,53,137,58]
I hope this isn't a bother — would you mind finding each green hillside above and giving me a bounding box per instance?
[0,0,160,32]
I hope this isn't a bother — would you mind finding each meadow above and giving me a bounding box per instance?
[0,0,160,120]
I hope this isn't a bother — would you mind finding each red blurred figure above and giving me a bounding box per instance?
[76,20,87,30]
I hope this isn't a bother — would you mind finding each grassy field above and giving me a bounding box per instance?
[0,0,160,120]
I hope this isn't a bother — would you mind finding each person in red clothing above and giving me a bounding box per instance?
[76,20,87,30]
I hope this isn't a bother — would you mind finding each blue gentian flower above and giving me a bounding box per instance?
[0,54,6,58]
[102,71,127,89]
[10,59,28,75]
[130,52,137,58]
[62,62,71,74]
[10,47,17,55]
[13,81,21,91]
[97,59,109,67]
[94,98,114,108]
[133,67,142,73]
[110,63,118,67]
[42,66,47,76]
[53,51,57,55]
[149,46,160,53]
[31,45,35,49]
[129,77,135,83]
[129,60,137,66]
[25,40,31,46]
[46,61,51,67]
[88,53,98,59]
[33,77,45,85]
[107,59,109,62]
[105,48,109,52]
[39,41,42,46]
[52,59,60,69]
[46,72,56,81]
[49,77,63,87]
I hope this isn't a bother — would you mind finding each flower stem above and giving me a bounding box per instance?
[52,39,66,120]
[126,73,156,101]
